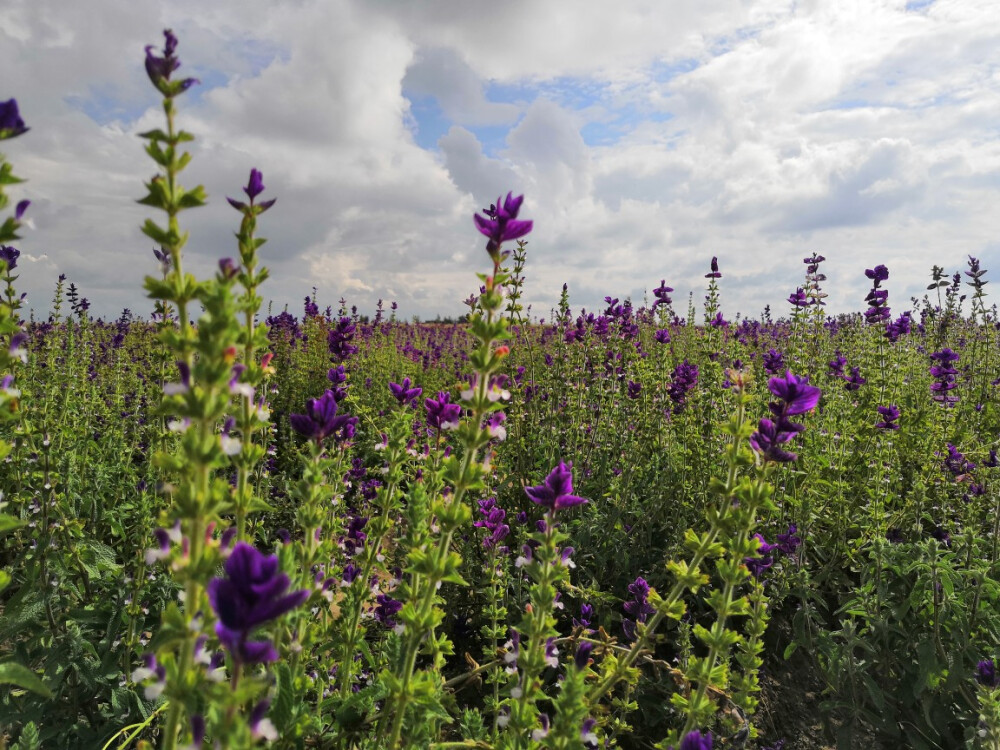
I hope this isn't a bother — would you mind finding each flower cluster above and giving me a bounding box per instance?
[929,347,960,405]
[525,461,588,513]
[473,192,533,261]
[667,360,699,413]
[622,576,656,640]
[875,405,900,430]
[207,542,309,666]
[863,265,891,324]
[290,390,358,442]
[749,370,821,463]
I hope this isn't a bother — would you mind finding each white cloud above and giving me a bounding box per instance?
[1,0,998,324]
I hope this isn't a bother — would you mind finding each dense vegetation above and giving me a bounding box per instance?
[1,28,1000,750]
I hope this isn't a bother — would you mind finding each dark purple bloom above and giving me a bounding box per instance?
[843,366,866,392]
[627,380,642,399]
[943,443,975,477]
[827,352,847,379]
[865,265,889,283]
[425,391,461,431]
[776,524,801,556]
[655,328,671,344]
[745,534,777,578]
[788,288,811,307]
[374,594,402,628]
[705,256,721,279]
[930,526,951,547]
[667,360,699,413]
[976,658,1000,688]
[0,245,19,272]
[289,390,358,442]
[14,200,29,220]
[473,192,533,259]
[885,311,912,342]
[207,542,308,665]
[672,729,713,750]
[0,99,28,139]
[328,317,358,361]
[768,370,821,415]
[574,603,593,629]
[622,576,655,640]
[575,641,593,670]
[525,461,588,513]
[228,168,277,213]
[930,348,960,405]
[389,377,422,406]
[144,29,198,96]
[875,405,900,430]
[762,348,785,376]
[653,280,673,307]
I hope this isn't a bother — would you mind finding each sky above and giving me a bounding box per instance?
[2,0,999,322]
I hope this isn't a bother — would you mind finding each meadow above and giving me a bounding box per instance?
[1,29,1000,750]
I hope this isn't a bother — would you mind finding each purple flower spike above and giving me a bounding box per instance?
[0,99,29,139]
[290,390,358,443]
[976,658,1000,688]
[207,542,308,666]
[745,534,777,578]
[144,29,199,96]
[676,730,713,750]
[389,377,422,406]
[0,246,19,272]
[473,191,533,260]
[425,391,462,432]
[749,418,798,463]
[245,168,265,200]
[705,256,721,279]
[875,404,900,430]
[14,200,30,220]
[768,370,821,415]
[525,461,589,513]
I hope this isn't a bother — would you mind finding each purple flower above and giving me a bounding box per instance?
[768,370,821,415]
[788,288,811,307]
[705,256,721,279]
[374,594,402,628]
[929,348,960,405]
[827,352,847,379]
[762,348,785,376]
[627,380,642,399]
[943,443,975,477]
[289,390,358,442]
[843,366,866,392]
[425,391,461,432]
[328,317,358,361]
[0,245,19,272]
[389,377,422,406]
[875,405,900,430]
[976,658,1000,688]
[776,524,801,556]
[574,603,593,629]
[207,542,308,665]
[574,641,593,670]
[667,360,699,413]
[672,729,713,750]
[144,29,198,96]
[622,576,655,640]
[525,461,588,513]
[865,265,889,283]
[653,280,673,307]
[745,534,777,578]
[227,168,277,213]
[655,328,671,344]
[0,99,28,139]
[473,192,533,260]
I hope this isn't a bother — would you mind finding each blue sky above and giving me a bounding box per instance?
[2,0,999,321]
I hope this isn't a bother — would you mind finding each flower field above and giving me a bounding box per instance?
[2,29,1000,750]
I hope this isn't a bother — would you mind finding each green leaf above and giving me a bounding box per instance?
[0,662,54,698]
[0,513,25,534]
